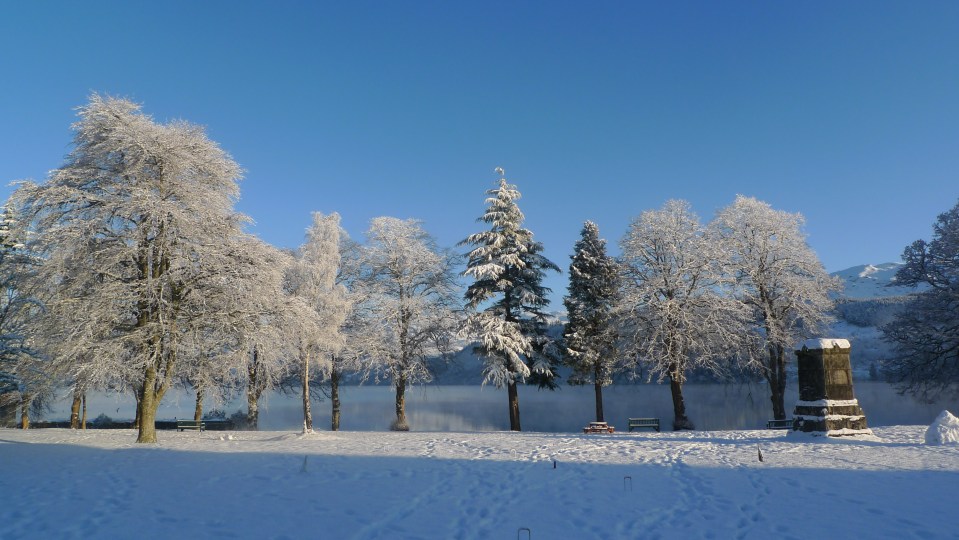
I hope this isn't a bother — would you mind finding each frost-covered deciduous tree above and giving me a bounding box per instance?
[0,204,43,427]
[355,217,461,431]
[460,168,560,432]
[712,195,839,420]
[563,221,620,423]
[217,238,299,430]
[286,212,349,433]
[619,200,745,430]
[883,200,959,401]
[11,95,253,443]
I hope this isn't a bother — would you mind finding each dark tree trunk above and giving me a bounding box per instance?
[81,393,87,430]
[668,371,694,431]
[193,388,203,422]
[766,345,788,420]
[330,359,341,431]
[302,353,313,433]
[70,389,82,429]
[247,388,260,430]
[134,395,142,430]
[507,380,521,431]
[393,375,409,431]
[594,380,605,423]
[247,349,263,430]
[137,366,163,443]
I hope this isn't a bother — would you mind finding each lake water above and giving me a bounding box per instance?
[50,382,959,432]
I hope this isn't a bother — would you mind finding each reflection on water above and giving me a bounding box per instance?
[51,382,959,432]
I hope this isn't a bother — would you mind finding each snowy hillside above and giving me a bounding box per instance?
[832,262,925,299]
[829,263,924,376]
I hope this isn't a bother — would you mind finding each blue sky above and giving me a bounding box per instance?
[1,2,957,305]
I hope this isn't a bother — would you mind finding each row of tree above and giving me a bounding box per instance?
[14,94,948,442]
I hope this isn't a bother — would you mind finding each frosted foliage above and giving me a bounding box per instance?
[712,195,839,366]
[0,203,42,401]
[10,95,253,397]
[463,313,531,387]
[459,170,560,389]
[288,212,349,360]
[354,217,461,386]
[618,200,747,384]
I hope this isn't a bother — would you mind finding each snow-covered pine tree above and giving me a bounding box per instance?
[11,95,254,443]
[883,199,959,401]
[460,168,560,432]
[563,221,620,423]
[619,200,745,430]
[712,196,839,420]
[354,217,461,431]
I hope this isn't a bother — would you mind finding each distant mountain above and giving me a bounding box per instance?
[831,262,926,299]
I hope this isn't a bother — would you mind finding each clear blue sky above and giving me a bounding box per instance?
[2,2,957,305]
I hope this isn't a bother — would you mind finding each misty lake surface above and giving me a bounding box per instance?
[58,382,958,432]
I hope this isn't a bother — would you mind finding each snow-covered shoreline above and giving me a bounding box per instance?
[1,426,956,539]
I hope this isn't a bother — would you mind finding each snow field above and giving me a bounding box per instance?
[0,427,956,539]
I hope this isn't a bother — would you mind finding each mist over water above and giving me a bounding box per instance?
[49,382,957,433]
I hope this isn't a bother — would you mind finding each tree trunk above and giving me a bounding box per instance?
[507,380,521,431]
[594,380,605,423]
[193,388,203,422]
[768,345,788,420]
[331,359,341,431]
[302,353,313,433]
[137,367,159,443]
[247,351,262,430]
[70,389,82,429]
[81,393,87,430]
[393,374,409,431]
[247,385,261,431]
[134,395,142,430]
[668,372,694,431]
[19,392,32,429]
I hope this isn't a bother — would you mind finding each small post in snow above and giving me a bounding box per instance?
[624,475,633,491]
[301,455,309,473]
[517,527,531,540]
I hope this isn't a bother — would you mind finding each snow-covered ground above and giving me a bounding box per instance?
[1,426,956,539]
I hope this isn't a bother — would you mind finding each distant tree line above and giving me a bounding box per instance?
[8,95,947,439]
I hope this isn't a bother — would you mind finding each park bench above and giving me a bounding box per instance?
[176,420,206,432]
[627,418,660,432]
[582,421,615,434]
[766,419,793,430]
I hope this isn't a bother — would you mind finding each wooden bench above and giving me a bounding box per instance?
[583,421,615,434]
[628,418,660,432]
[766,419,793,430]
[176,420,206,432]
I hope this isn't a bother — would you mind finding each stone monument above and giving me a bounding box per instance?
[792,338,872,436]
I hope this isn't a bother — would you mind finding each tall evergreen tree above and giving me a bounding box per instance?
[460,168,560,431]
[563,221,620,423]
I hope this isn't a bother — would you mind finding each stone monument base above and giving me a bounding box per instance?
[793,398,873,437]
